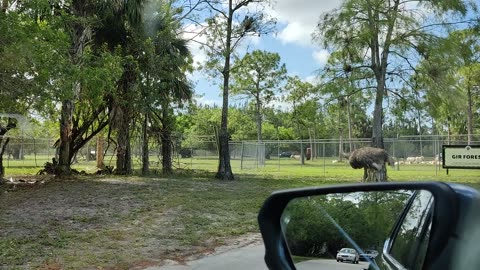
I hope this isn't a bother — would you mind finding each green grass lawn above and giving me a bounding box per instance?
[1,157,479,269]
[5,155,479,183]
[0,174,330,269]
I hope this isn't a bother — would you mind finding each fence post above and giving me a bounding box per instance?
[434,138,438,176]
[33,137,37,167]
[277,140,280,171]
[323,143,326,177]
[6,141,9,168]
[300,140,304,165]
[190,146,193,170]
[240,142,244,170]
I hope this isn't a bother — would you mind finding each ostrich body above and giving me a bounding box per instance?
[348,147,394,182]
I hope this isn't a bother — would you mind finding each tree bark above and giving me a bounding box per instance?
[58,5,91,175]
[372,74,385,149]
[369,0,400,150]
[216,0,234,181]
[114,59,136,175]
[338,102,344,161]
[58,99,73,175]
[96,135,105,169]
[161,105,173,175]
[347,96,353,152]
[363,165,388,182]
[0,118,16,179]
[142,113,149,175]
[256,96,262,142]
[161,130,172,175]
[68,106,109,164]
[467,84,473,145]
[0,137,9,179]
[115,104,132,175]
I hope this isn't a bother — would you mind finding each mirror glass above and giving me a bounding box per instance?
[281,189,434,270]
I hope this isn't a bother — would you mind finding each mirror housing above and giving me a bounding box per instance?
[258,182,478,270]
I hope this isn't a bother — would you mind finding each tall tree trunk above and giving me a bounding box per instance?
[372,78,385,149]
[347,96,353,152]
[160,100,174,175]
[369,0,398,150]
[96,135,105,169]
[338,103,344,161]
[447,116,451,145]
[115,61,136,175]
[256,97,262,142]
[364,166,388,182]
[216,1,234,181]
[58,8,90,175]
[161,128,172,175]
[0,118,15,179]
[115,103,132,175]
[142,113,149,175]
[58,99,73,175]
[418,109,423,156]
[308,128,313,161]
[0,136,9,179]
[115,114,132,175]
[467,84,473,145]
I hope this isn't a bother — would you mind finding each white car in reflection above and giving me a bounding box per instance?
[336,248,359,264]
[359,249,379,261]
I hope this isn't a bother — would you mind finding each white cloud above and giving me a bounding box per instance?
[312,49,330,66]
[182,23,208,68]
[277,22,315,47]
[268,0,343,46]
[305,75,319,85]
[195,95,221,107]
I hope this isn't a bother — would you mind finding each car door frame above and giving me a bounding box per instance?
[382,190,435,270]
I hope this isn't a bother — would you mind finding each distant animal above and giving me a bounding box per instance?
[415,156,424,163]
[349,147,394,170]
[406,157,416,164]
[348,147,394,182]
[406,156,424,164]
[290,154,301,160]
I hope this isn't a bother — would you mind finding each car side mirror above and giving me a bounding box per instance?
[258,182,479,270]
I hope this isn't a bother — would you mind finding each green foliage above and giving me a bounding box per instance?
[283,191,411,258]
[284,76,323,139]
[230,50,287,140]
[414,27,480,136]
[0,9,70,115]
[231,50,287,102]
[313,0,476,147]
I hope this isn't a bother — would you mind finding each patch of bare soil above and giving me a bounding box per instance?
[0,176,265,269]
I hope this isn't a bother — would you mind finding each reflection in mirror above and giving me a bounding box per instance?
[281,190,433,270]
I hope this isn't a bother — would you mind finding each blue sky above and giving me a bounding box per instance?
[186,0,344,106]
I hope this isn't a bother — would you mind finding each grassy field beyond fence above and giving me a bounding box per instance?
[4,155,480,183]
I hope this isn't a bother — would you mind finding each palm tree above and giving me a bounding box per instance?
[92,0,147,175]
[140,7,193,174]
[54,0,146,175]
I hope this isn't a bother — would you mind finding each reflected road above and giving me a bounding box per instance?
[296,259,370,270]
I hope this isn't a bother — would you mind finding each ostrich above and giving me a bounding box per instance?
[348,147,395,182]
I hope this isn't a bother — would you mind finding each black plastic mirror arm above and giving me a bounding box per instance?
[258,195,296,270]
[258,182,460,270]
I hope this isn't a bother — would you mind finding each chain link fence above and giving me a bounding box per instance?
[1,134,480,176]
